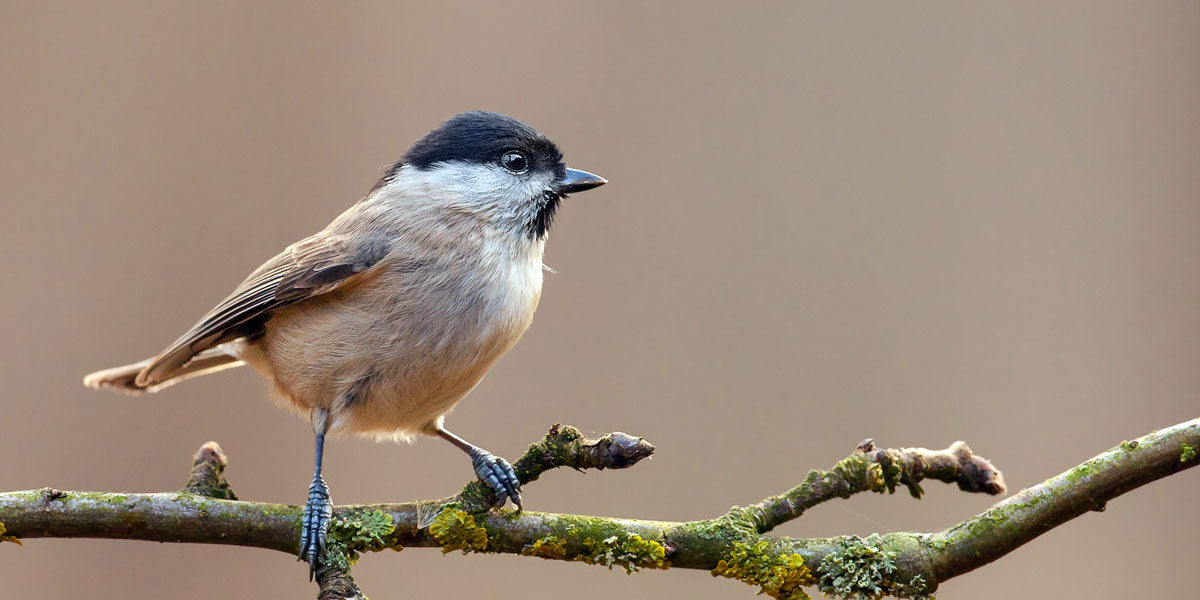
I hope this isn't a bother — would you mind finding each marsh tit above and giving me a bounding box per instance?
[83,111,607,576]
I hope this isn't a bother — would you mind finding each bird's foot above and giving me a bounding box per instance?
[469,448,522,509]
[298,474,333,580]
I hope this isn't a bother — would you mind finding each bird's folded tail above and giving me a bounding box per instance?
[83,350,244,395]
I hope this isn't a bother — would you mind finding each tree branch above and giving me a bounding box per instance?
[0,420,1195,600]
[924,418,1199,583]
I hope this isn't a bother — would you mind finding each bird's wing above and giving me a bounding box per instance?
[135,231,390,387]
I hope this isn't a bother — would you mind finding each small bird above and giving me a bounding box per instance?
[83,111,606,576]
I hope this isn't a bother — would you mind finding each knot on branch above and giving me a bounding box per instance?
[179,441,237,500]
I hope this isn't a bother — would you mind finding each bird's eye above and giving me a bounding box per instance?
[500,150,528,174]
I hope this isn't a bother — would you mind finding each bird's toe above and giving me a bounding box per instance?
[299,476,333,580]
[471,451,522,509]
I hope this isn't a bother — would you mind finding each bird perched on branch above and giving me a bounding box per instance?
[83,111,607,577]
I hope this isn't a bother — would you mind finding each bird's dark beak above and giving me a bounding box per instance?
[556,168,607,194]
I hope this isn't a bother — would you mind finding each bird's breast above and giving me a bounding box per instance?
[259,235,545,437]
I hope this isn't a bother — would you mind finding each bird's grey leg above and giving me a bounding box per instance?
[436,426,522,509]
[299,408,333,580]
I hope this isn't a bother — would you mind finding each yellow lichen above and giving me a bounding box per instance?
[522,535,567,559]
[0,522,21,546]
[428,509,488,554]
[711,540,814,599]
[866,463,887,493]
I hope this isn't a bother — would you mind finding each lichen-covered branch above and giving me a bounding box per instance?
[1,420,1196,600]
[924,418,1200,583]
[453,424,655,511]
[743,438,1006,534]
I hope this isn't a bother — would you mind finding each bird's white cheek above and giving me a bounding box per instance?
[392,161,555,233]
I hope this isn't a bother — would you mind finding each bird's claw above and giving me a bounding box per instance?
[298,475,333,580]
[470,449,522,509]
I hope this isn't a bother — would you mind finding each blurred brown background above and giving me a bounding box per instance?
[1,1,1197,598]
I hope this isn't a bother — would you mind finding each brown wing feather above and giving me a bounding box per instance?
[135,232,389,387]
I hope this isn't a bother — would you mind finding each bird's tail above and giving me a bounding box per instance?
[83,358,154,394]
[83,350,244,395]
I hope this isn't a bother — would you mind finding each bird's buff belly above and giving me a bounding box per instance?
[248,296,533,441]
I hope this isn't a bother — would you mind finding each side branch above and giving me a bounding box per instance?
[180,441,237,500]
[745,438,1006,534]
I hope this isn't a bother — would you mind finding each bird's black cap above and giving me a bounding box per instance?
[403,111,564,171]
[371,111,567,193]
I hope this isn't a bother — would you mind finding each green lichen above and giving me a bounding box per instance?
[710,540,814,600]
[579,534,668,574]
[1181,444,1196,464]
[481,521,520,554]
[827,455,878,496]
[890,574,932,600]
[817,534,898,600]
[536,514,678,569]
[74,492,131,505]
[0,522,22,546]
[429,509,488,554]
[673,513,756,550]
[1063,461,1097,484]
[181,482,237,500]
[521,535,568,560]
[260,504,304,520]
[321,510,397,570]
[925,535,950,552]
[941,488,1057,548]
[516,425,584,480]
[827,452,924,499]
[868,450,925,499]
[9,490,43,503]
[170,493,212,516]
[547,514,634,546]
[456,481,500,513]
[685,519,736,542]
